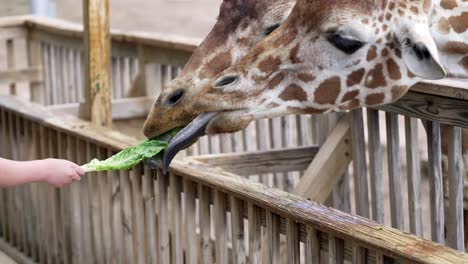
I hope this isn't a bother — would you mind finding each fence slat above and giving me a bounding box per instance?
[447,126,464,251]
[350,109,369,217]
[199,184,212,264]
[157,171,170,264]
[142,168,157,264]
[367,109,384,223]
[426,121,445,243]
[215,190,228,264]
[248,203,261,264]
[405,117,423,236]
[120,169,133,264]
[170,174,184,264]
[305,226,320,264]
[266,211,280,264]
[131,165,146,264]
[386,112,404,230]
[184,179,198,264]
[231,197,246,264]
[286,219,300,264]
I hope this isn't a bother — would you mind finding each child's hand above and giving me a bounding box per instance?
[39,159,85,188]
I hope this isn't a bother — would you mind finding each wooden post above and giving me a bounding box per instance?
[80,0,112,127]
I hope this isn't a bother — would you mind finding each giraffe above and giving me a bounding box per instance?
[154,0,468,179]
[142,0,295,139]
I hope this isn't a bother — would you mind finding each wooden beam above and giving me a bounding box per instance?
[0,67,42,85]
[171,158,468,264]
[80,0,112,127]
[293,115,352,203]
[193,146,319,175]
[374,91,468,129]
[49,96,156,120]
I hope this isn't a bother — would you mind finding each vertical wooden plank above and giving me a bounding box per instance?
[47,129,60,264]
[184,179,198,264]
[120,169,133,264]
[386,113,404,230]
[157,171,170,264]
[405,117,423,236]
[231,197,246,264]
[248,203,261,264]
[447,126,464,251]
[286,219,300,264]
[352,245,366,264]
[328,236,344,264]
[130,165,145,264]
[350,109,369,218]
[142,168,156,264]
[98,148,112,263]
[426,121,445,243]
[77,138,93,263]
[81,0,112,126]
[12,38,31,100]
[170,174,183,264]
[305,226,320,264]
[215,191,228,264]
[23,119,36,259]
[86,142,101,263]
[367,109,384,223]
[58,132,71,264]
[29,40,45,103]
[109,150,123,264]
[38,125,50,263]
[199,185,212,264]
[68,135,83,264]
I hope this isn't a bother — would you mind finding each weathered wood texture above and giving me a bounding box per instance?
[80,0,112,127]
[2,96,468,264]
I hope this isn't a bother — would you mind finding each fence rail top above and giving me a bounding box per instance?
[0,96,467,264]
[0,15,201,52]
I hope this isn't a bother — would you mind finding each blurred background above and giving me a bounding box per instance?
[0,0,222,38]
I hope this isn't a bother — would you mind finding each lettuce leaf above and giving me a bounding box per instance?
[81,128,181,172]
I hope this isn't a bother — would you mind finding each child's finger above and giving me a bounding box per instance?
[71,171,81,181]
[73,165,85,176]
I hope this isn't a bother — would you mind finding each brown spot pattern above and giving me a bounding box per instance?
[410,6,419,14]
[290,44,301,64]
[287,106,324,114]
[391,85,409,100]
[443,41,468,54]
[267,73,286,90]
[386,58,401,80]
[423,0,432,13]
[367,46,378,61]
[342,90,359,102]
[460,56,468,72]
[314,77,341,105]
[346,68,366,87]
[365,63,387,89]
[381,48,389,57]
[366,93,385,105]
[258,56,281,73]
[386,13,392,20]
[438,17,451,34]
[199,51,232,79]
[298,72,315,83]
[440,0,458,9]
[448,12,468,34]
[280,84,308,102]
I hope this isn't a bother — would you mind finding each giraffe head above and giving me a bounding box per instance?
[190,0,447,133]
[143,0,295,139]
[160,0,448,168]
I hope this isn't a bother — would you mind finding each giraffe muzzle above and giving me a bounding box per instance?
[162,112,220,174]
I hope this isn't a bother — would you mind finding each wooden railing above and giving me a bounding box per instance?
[1,15,468,263]
[0,95,466,264]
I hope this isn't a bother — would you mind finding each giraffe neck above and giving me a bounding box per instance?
[430,0,468,78]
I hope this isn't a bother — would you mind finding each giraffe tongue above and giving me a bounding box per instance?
[162,112,220,174]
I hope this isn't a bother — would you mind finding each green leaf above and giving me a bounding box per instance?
[81,127,182,172]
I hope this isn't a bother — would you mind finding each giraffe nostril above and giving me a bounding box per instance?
[165,89,185,107]
[214,75,239,88]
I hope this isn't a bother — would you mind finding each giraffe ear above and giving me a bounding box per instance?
[399,24,447,80]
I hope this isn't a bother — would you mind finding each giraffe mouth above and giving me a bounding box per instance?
[162,112,220,174]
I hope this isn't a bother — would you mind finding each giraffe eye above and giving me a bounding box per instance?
[326,34,365,54]
[264,23,281,36]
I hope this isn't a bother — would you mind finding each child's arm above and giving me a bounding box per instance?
[0,158,85,188]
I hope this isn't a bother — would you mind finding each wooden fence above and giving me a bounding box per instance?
[1,15,468,263]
